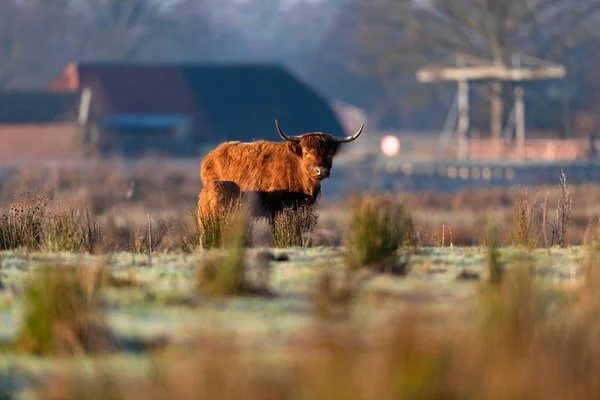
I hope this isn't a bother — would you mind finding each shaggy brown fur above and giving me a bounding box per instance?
[197,180,242,217]
[199,133,345,218]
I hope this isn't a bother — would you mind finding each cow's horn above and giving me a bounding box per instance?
[332,123,365,143]
[275,119,301,142]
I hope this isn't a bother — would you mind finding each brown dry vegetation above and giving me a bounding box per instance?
[0,158,597,250]
[14,262,116,356]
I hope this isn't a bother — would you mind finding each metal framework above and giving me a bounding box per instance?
[416,53,567,160]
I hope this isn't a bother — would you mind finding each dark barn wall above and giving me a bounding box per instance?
[183,63,346,142]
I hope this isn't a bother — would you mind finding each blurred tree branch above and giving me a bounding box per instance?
[73,0,163,60]
[0,0,21,88]
[0,0,246,88]
[0,0,78,88]
[147,0,246,63]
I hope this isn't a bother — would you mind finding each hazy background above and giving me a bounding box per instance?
[2,0,600,136]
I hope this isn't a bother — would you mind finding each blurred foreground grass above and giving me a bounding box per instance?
[0,246,592,398]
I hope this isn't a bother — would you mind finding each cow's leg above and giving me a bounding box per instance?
[197,180,242,224]
[197,180,244,249]
[198,181,241,241]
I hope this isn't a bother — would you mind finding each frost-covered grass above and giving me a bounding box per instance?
[0,246,591,398]
[0,246,586,331]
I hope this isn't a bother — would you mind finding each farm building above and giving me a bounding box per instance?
[47,62,347,158]
[0,62,348,162]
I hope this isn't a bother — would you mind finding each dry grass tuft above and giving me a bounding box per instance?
[0,194,104,253]
[541,172,573,248]
[552,171,573,247]
[0,192,46,250]
[14,262,115,356]
[272,204,319,248]
[344,194,416,273]
[510,188,540,248]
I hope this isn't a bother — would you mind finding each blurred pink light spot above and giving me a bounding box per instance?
[381,135,400,157]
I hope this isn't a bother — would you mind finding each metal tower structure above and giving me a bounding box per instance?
[416,53,567,160]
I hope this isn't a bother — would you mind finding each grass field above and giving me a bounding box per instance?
[0,160,599,398]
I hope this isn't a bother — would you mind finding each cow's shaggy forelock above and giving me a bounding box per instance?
[299,133,341,157]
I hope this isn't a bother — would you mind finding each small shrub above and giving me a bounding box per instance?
[553,171,573,247]
[0,195,104,253]
[0,193,47,250]
[344,195,416,272]
[14,264,115,356]
[197,253,245,297]
[541,173,574,248]
[43,202,104,254]
[42,207,82,253]
[81,202,104,254]
[272,204,319,248]
[510,188,539,248]
[198,210,225,250]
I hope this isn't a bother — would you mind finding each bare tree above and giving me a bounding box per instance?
[73,0,163,61]
[206,0,340,64]
[355,0,600,138]
[306,0,446,131]
[145,0,245,62]
[21,0,81,84]
[0,0,78,88]
[0,0,24,88]
[0,0,247,87]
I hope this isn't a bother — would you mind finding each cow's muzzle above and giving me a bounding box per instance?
[314,167,330,180]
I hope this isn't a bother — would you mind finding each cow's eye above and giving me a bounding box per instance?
[304,152,311,158]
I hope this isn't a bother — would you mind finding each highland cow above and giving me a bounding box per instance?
[198,120,364,219]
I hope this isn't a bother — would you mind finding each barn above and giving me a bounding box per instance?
[46,62,347,158]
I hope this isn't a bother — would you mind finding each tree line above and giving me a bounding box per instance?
[2,0,600,137]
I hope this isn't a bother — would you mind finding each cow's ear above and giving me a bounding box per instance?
[286,141,303,157]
